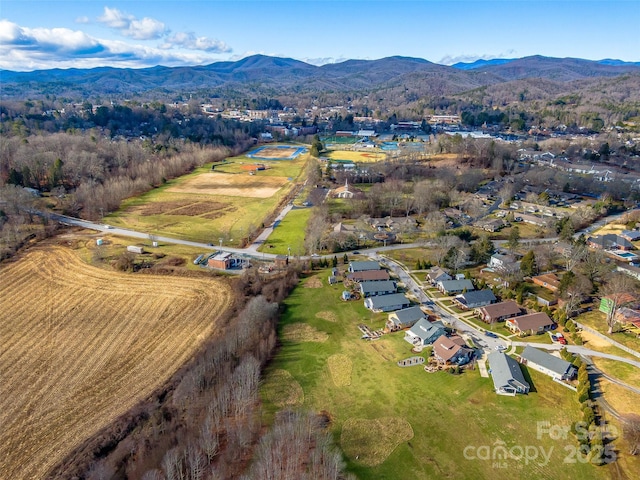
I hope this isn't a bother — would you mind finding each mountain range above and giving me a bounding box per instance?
[1,54,639,103]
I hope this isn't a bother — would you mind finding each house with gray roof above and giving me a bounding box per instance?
[620,230,640,242]
[587,234,634,251]
[487,352,530,396]
[519,346,576,381]
[426,266,452,285]
[359,280,396,297]
[454,289,496,309]
[364,293,410,312]
[386,306,427,331]
[437,278,474,295]
[349,261,381,273]
[404,319,446,347]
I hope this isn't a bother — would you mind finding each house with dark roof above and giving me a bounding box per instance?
[404,319,446,347]
[386,306,427,331]
[359,280,396,298]
[477,301,522,323]
[349,261,381,272]
[519,346,576,382]
[347,269,391,283]
[433,335,474,365]
[487,352,530,396]
[453,289,496,309]
[426,266,452,285]
[620,230,640,242]
[587,234,634,251]
[364,293,410,312]
[506,312,555,335]
[437,278,474,295]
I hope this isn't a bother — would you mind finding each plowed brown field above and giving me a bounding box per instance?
[0,247,233,479]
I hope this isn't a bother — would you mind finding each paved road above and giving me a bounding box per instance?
[511,341,640,369]
[373,253,507,353]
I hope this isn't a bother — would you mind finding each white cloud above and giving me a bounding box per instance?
[301,56,348,66]
[75,16,90,24]
[161,32,231,53]
[97,6,167,40]
[0,20,225,71]
[438,50,517,65]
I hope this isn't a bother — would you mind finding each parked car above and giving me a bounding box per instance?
[494,345,507,352]
[485,331,498,339]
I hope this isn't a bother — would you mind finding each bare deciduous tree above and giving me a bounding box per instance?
[600,272,638,333]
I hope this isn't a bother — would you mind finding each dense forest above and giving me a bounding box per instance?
[0,103,263,258]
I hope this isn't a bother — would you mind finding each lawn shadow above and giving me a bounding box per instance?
[519,364,538,393]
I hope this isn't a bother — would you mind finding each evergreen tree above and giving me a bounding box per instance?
[520,250,537,276]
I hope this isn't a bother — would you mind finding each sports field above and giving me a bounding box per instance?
[0,246,232,480]
[327,150,386,163]
[167,171,288,198]
[247,144,306,160]
[110,151,307,246]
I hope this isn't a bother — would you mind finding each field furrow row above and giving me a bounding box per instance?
[0,246,232,480]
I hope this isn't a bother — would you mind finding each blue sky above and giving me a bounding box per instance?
[1,1,639,71]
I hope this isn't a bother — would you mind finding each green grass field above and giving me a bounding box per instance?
[260,270,616,479]
[259,208,311,255]
[106,153,308,246]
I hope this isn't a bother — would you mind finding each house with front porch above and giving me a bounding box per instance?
[437,278,474,295]
[349,261,381,273]
[477,300,522,324]
[364,293,410,312]
[433,335,474,365]
[506,312,554,335]
[453,289,496,309]
[519,346,576,381]
[488,352,530,396]
[386,306,427,331]
[404,319,446,347]
[427,266,452,285]
[359,280,396,298]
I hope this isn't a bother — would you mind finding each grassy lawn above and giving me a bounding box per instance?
[593,358,640,386]
[383,248,435,268]
[576,311,640,353]
[107,155,308,247]
[260,269,617,480]
[258,208,311,255]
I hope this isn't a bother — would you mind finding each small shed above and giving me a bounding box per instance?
[96,238,104,246]
[127,245,144,254]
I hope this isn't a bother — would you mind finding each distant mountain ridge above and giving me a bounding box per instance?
[1,54,639,100]
[452,57,640,70]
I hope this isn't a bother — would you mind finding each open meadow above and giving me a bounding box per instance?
[109,150,308,246]
[0,246,233,480]
[260,269,621,480]
[258,207,311,255]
